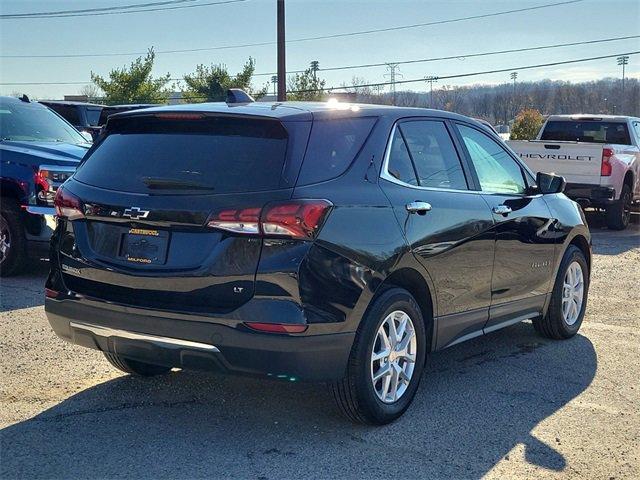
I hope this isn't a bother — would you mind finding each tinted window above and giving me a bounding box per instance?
[387,128,418,186]
[0,100,85,144]
[541,120,631,145]
[85,108,102,126]
[399,121,467,190]
[458,124,526,195]
[49,105,81,125]
[75,116,288,194]
[297,117,376,185]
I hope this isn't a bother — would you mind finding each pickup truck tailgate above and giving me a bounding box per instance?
[508,140,603,184]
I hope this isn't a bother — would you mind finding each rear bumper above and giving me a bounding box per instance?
[45,297,355,382]
[564,183,616,207]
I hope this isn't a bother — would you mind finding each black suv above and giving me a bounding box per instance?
[45,97,591,424]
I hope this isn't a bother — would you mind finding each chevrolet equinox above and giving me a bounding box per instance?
[45,94,591,425]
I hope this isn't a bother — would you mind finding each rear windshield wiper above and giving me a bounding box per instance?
[141,177,215,191]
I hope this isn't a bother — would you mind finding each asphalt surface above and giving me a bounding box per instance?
[1,213,638,479]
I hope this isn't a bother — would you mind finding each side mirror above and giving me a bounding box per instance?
[536,171,566,194]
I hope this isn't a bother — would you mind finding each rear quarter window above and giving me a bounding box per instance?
[297,117,376,185]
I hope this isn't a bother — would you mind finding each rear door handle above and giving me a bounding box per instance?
[492,205,512,215]
[406,201,432,214]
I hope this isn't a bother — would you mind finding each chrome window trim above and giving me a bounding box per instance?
[380,122,481,195]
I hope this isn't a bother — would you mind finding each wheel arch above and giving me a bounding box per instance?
[374,267,436,352]
[568,234,591,272]
[623,170,634,191]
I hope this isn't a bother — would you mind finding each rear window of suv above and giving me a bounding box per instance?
[74,115,289,194]
[541,120,631,145]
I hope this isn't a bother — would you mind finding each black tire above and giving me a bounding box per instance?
[0,201,27,277]
[533,245,589,340]
[605,183,632,230]
[103,352,172,376]
[330,288,427,425]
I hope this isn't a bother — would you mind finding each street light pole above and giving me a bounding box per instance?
[277,0,286,101]
[617,55,629,113]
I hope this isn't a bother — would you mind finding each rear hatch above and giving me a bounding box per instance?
[512,119,632,184]
[58,112,309,314]
[510,140,604,184]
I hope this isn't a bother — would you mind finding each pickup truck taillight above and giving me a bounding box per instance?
[601,148,613,176]
[207,200,332,240]
[54,185,85,220]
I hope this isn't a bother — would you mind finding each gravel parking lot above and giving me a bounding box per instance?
[1,213,638,479]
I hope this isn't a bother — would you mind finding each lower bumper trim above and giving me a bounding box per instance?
[69,321,220,352]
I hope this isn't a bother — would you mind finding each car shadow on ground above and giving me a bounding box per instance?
[0,259,48,312]
[1,322,596,479]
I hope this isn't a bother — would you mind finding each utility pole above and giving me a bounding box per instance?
[384,63,402,105]
[510,71,518,118]
[425,76,438,108]
[276,0,286,101]
[310,61,319,82]
[617,55,629,113]
[271,75,278,96]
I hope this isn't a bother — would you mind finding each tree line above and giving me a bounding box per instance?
[84,48,638,123]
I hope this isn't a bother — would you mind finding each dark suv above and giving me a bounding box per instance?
[45,97,591,424]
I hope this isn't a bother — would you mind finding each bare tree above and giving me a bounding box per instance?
[79,84,101,102]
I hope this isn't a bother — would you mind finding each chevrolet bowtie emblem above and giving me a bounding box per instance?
[123,207,150,220]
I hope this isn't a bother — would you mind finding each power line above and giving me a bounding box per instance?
[1,0,582,54]
[3,35,638,85]
[0,0,246,20]
[290,50,640,94]
[1,0,199,18]
[46,50,638,101]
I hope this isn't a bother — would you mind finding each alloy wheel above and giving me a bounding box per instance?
[562,261,584,326]
[370,310,417,403]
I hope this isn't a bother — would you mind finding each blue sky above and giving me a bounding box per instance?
[1,0,639,99]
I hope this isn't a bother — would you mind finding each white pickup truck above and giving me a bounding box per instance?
[507,115,640,230]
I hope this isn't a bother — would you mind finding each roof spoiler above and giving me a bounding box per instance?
[226,89,255,104]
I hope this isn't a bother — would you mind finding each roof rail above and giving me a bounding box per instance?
[226,89,255,104]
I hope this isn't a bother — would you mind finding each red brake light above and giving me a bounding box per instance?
[34,171,50,192]
[601,148,613,176]
[154,113,205,120]
[207,207,260,234]
[207,200,332,239]
[245,322,308,334]
[261,200,332,239]
[54,185,84,220]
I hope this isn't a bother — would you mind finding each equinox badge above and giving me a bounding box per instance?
[123,207,150,220]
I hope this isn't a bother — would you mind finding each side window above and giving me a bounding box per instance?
[387,128,419,186]
[398,121,468,190]
[458,124,526,195]
[297,117,376,185]
[51,105,81,126]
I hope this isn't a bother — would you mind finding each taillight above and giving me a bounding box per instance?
[261,200,332,239]
[601,148,613,176]
[207,199,332,239]
[34,171,50,192]
[54,185,84,220]
[207,207,261,234]
[245,322,308,334]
